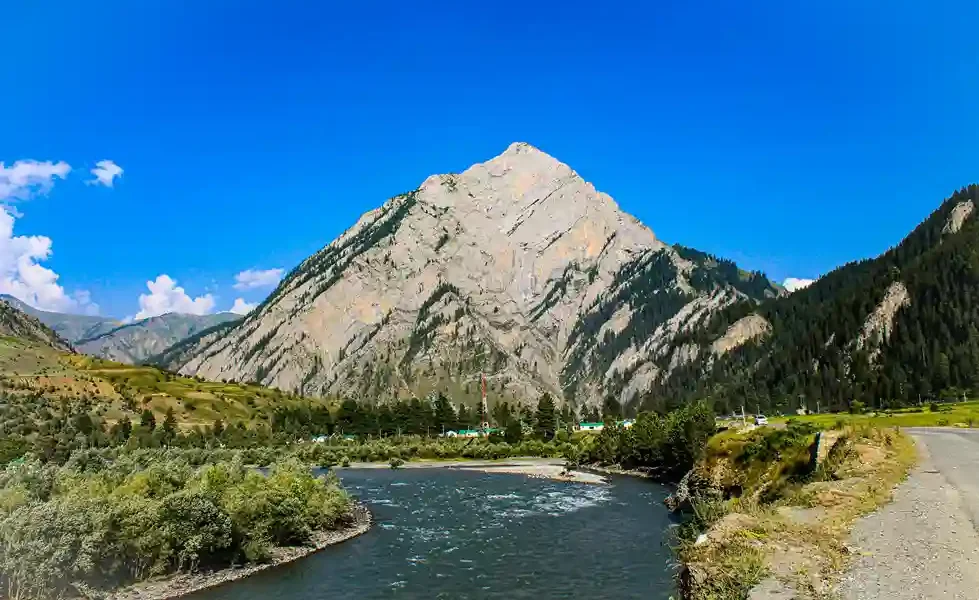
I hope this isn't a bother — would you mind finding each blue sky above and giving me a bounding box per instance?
[2,1,978,318]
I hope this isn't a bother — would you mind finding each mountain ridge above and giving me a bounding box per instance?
[652,184,979,414]
[158,143,779,407]
[0,299,73,351]
[0,294,240,365]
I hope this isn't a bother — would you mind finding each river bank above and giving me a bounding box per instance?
[108,504,373,600]
[339,457,608,484]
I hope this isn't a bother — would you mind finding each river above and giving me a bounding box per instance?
[191,468,678,599]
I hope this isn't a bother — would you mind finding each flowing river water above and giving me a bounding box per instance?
[191,468,678,599]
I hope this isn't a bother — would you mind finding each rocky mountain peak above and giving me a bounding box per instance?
[160,146,778,408]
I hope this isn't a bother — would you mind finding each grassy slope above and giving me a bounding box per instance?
[679,425,916,599]
[0,336,330,428]
[772,401,979,429]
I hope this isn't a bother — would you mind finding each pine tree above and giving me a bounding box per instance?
[141,409,156,432]
[535,393,556,440]
[162,408,177,445]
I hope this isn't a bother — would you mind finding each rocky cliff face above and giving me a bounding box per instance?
[160,143,777,407]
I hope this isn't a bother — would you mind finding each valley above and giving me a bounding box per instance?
[1,145,978,600]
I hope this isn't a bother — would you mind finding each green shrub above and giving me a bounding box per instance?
[0,454,351,598]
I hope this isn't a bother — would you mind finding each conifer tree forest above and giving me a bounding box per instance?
[648,185,979,415]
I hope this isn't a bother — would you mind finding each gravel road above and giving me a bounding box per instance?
[838,428,979,599]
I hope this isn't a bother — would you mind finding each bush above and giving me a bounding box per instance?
[389,457,404,469]
[581,401,715,481]
[0,454,351,598]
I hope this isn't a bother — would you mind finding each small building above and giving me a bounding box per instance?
[444,429,482,438]
[579,422,604,432]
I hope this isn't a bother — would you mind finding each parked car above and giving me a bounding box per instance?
[754,414,769,426]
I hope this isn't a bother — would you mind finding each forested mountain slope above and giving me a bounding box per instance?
[655,185,979,414]
[157,143,778,408]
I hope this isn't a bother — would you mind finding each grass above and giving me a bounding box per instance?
[771,401,979,429]
[0,339,332,429]
[678,424,917,599]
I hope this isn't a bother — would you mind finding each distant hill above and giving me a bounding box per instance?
[0,295,119,342]
[0,295,240,365]
[0,300,72,352]
[0,334,331,435]
[75,312,241,365]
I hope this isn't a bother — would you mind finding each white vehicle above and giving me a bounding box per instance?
[754,415,769,426]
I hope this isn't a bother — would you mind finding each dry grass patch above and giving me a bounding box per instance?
[678,425,916,600]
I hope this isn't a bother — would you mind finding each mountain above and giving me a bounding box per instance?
[654,185,979,414]
[0,295,240,365]
[74,313,241,364]
[0,299,72,351]
[0,295,120,341]
[157,143,778,407]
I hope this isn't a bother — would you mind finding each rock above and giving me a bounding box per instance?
[855,281,910,364]
[159,143,779,407]
[666,469,696,512]
[712,313,772,356]
[942,199,974,235]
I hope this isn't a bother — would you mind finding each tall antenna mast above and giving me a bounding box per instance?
[481,372,489,430]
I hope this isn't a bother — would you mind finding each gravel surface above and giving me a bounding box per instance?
[838,428,979,600]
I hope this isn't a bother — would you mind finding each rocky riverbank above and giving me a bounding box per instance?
[108,504,372,600]
[461,463,607,484]
[343,457,607,484]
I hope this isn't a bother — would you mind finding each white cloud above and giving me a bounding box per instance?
[233,268,284,290]
[88,160,123,188]
[782,277,816,292]
[0,160,71,202]
[0,161,96,315]
[229,298,257,315]
[0,206,99,315]
[134,274,215,320]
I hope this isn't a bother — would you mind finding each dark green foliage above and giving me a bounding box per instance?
[0,454,351,598]
[582,401,716,481]
[504,420,523,444]
[141,409,156,432]
[534,392,556,440]
[658,185,979,415]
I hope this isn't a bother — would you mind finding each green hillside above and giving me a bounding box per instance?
[656,185,979,414]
